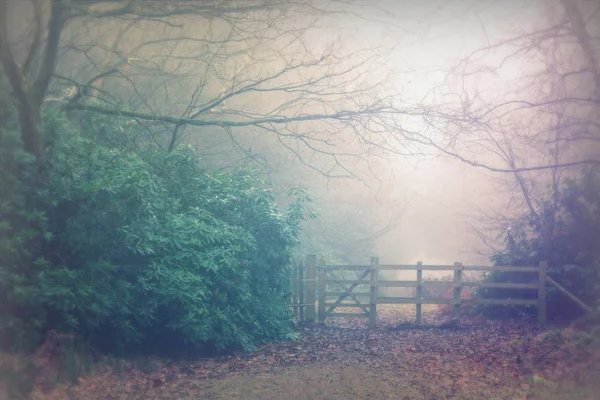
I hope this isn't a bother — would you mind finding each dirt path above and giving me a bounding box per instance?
[9,306,600,400]
[204,362,597,400]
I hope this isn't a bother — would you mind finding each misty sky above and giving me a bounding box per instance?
[6,0,552,268]
[310,0,547,267]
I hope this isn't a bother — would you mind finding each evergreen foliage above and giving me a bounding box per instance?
[1,108,307,355]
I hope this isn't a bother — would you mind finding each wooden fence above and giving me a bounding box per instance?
[289,255,317,323]
[291,255,549,327]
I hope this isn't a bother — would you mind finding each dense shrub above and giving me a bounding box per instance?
[1,110,307,355]
[0,88,49,351]
[478,168,600,320]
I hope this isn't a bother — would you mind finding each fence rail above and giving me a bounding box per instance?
[322,265,540,272]
[291,255,548,327]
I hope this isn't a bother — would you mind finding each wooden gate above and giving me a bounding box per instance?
[314,256,549,328]
[292,255,560,328]
[317,257,379,328]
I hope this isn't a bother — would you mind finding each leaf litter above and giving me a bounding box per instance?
[9,305,600,400]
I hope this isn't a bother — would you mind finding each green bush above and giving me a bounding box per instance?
[0,89,49,352]
[1,110,307,355]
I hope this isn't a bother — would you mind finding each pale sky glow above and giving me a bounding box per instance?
[298,0,550,267]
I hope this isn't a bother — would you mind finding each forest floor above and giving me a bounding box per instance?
[3,305,599,400]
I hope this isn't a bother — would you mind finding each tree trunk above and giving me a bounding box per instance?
[0,0,66,159]
[561,0,600,99]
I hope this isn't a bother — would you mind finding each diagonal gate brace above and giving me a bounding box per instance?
[325,268,372,317]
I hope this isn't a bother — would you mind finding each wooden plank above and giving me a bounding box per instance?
[324,280,371,285]
[369,257,379,329]
[463,266,539,272]
[453,262,463,318]
[324,268,371,318]
[462,282,538,289]
[378,297,537,306]
[292,266,299,319]
[378,265,459,271]
[325,265,539,272]
[464,298,538,306]
[326,292,370,296]
[323,303,367,307]
[318,260,326,322]
[422,281,462,287]
[416,262,422,325]
[377,297,460,305]
[331,282,371,316]
[377,280,461,288]
[538,261,547,327]
[329,312,369,318]
[299,265,305,322]
[305,255,317,322]
[377,280,419,287]
[325,264,372,318]
[321,265,370,270]
[547,276,594,314]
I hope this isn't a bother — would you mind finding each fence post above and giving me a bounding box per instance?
[538,261,547,327]
[416,261,423,325]
[318,258,326,322]
[299,263,305,322]
[369,256,379,329]
[305,255,317,322]
[453,262,463,319]
[292,263,299,319]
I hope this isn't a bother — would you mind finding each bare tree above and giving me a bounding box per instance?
[1,0,421,183]
[409,0,600,255]
[402,0,600,174]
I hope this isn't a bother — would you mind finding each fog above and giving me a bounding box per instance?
[8,0,592,269]
[291,0,547,267]
[182,0,583,269]
[3,3,600,395]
